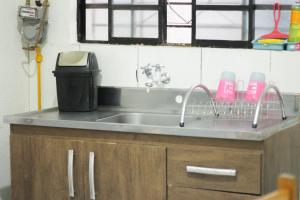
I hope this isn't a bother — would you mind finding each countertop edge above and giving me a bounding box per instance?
[2,115,266,141]
[4,109,300,142]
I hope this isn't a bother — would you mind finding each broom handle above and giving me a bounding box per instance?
[274,2,281,30]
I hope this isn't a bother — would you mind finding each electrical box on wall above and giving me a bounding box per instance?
[18,1,48,48]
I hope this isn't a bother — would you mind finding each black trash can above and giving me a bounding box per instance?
[53,51,100,112]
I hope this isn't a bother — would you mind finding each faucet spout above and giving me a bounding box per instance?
[252,84,287,128]
[179,84,219,127]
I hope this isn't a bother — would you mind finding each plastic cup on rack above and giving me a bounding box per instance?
[216,71,237,103]
[236,80,245,118]
[245,72,266,103]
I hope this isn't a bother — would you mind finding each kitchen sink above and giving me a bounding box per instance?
[96,112,291,131]
[97,112,196,127]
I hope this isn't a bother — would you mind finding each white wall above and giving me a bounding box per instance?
[0,0,29,199]
[23,0,300,111]
[25,0,300,111]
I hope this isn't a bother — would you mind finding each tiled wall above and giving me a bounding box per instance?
[79,44,299,92]
[26,43,300,112]
[94,45,269,90]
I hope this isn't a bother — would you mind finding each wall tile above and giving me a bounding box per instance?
[138,46,201,89]
[202,48,270,90]
[80,44,139,87]
[270,51,300,93]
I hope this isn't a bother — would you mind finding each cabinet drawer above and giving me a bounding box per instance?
[168,187,259,200]
[167,148,262,194]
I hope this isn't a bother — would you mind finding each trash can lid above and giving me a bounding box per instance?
[53,51,100,76]
[58,51,89,67]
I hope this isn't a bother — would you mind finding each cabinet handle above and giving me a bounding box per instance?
[68,150,75,198]
[186,166,237,177]
[89,152,96,200]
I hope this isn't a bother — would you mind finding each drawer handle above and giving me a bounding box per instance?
[68,150,75,198]
[89,152,96,200]
[186,166,237,177]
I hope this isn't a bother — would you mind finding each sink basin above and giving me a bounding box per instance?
[96,112,290,131]
[97,113,196,127]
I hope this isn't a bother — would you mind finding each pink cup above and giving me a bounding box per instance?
[245,72,266,103]
[216,71,236,103]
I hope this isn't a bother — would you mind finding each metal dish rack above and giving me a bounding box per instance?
[180,83,287,128]
[186,95,283,121]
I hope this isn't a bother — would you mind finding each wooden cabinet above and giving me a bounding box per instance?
[11,124,300,200]
[11,134,166,200]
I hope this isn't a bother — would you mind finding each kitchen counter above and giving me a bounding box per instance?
[4,107,300,141]
[7,88,300,199]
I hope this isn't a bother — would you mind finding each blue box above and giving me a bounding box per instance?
[252,39,287,51]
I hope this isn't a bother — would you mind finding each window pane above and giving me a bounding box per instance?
[196,10,248,41]
[113,10,159,38]
[196,0,249,5]
[167,27,191,43]
[112,0,158,5]
[167,5,192,26]
[255,10,290,39]
[86,9,108,41]
[255,0,294,4]
[86,0,108,3]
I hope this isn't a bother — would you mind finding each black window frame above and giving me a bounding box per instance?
[77,0,293,48]
[192,0,255,48]
[77,0,166,45]
[165,1,192,45]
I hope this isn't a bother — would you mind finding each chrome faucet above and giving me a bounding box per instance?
[139,64,171,88]
[252,84,287,128]
[179,84,219,127]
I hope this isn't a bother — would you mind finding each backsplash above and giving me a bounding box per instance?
[26,43,300,111]
[97,87,300,117]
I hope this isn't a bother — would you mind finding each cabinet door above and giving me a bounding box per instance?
[84,142,167,200]
[11,134,85,200]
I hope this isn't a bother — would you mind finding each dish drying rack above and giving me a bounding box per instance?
[186,96,282,121]
[180,83,287,129]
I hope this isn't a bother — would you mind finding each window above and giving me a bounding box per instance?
[167,1,192,44]
[192,0,254,48]
[78,0,165,45]
[78,0,293,48]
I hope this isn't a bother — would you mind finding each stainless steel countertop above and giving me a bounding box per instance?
[3,107,300,141]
